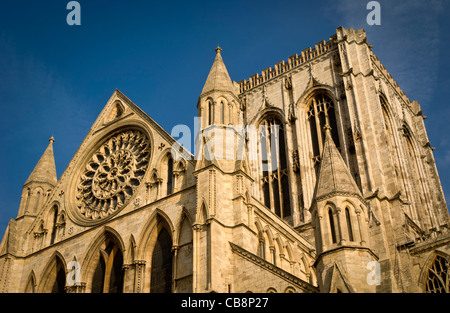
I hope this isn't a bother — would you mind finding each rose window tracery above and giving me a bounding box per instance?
[76,130,150,221]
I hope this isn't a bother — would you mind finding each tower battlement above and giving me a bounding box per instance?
[237,35,338,93]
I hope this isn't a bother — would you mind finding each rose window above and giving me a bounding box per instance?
[76,130,150,220]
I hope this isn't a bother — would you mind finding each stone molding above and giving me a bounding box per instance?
[229,241,318,293]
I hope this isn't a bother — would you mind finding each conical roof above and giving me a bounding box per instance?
[24,137,57,187]
[314,126,361,200]
[201,47,237,95]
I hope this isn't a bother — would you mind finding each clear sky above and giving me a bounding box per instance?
[0,0,449,236]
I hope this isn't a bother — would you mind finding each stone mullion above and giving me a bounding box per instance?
[355,210,366,246]
[336,208,346,245]
[317,214,327,252]
[273,125,284,219]
[312,98,323,156]
[265,122,275,212]
[284,99,302,224]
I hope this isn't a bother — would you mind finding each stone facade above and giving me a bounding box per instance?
[0,26,449,293]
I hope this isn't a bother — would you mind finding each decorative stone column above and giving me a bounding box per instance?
[172,245,179,292]
[336,207,346,245]
[133,260,146,293]
[355,209,366,246]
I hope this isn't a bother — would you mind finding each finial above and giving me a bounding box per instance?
[215,46,222,54]
[323,124,332,134]
[49,136,55,143]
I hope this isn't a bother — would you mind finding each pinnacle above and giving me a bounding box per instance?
[24,137,57,187]
[314,129,361,200]
[201,46,236,96]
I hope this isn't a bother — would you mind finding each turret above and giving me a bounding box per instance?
[197,46,241,130]
[195,47,248,173]
[17,137,57,219]
[192,48,253,292]
[311,126,378,292]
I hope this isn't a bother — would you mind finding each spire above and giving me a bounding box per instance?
[24,137,57,187]
[201,46,237,96]
[314,125,361,200]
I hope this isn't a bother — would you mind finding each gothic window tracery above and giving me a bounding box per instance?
[259,116,291,219]
[75,129,150,222]
[307,94,340,172]
[425,255,449,293]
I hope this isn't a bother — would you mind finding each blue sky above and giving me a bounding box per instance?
[0,0,449,236]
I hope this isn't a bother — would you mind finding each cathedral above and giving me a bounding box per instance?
[0,26,449,293]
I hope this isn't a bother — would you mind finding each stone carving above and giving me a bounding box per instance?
[76,130,150,220]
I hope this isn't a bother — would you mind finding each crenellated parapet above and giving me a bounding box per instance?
[237,36,338,93]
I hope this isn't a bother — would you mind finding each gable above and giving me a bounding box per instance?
[326,262,354,293]
[27,89,193,232]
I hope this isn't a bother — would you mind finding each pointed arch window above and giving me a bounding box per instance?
[167,156,174,195]
[150,228,173,293]
[208,101,214,126]
[258,238,266,260]
[345,207,354,242]
[271,246,277,266]
[25,273,36,293]
[259,116,291,219]
[25,188,31,213]
[425,255,449,293]
[220,100,225,124]
[328,209,337,244]
[256,222,266,260]
[41,256,66,293]
[175,215,193,292]
[402,126,424,224]
[33,190,41,213]
[50,206,58,245]
[52,258,66,293]
[91,240,124,293]
[307,94,340,172]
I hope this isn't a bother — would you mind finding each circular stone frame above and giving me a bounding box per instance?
[65,126,152,226]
